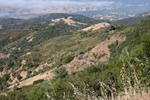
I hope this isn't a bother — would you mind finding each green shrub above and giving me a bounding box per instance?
[33,79,44,85]
[141,32,150,56]
[0,66,3,72]
[63,55,74,64]
[53,61,63,68]
[53,67,68,79]
[17,75,22,80]
[6,91,27,100]
[3,74,10,81]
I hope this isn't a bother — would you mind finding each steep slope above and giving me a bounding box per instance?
[0,14,110,91]
[0,14,150,100]
[0,31,125,89]
[16,17,150,100]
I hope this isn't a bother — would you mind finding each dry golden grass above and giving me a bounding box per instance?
[51,16,86,26]
[117,90,150,100]
[84,35,126,62]
[81,22,110,31]
[0,53,10,59]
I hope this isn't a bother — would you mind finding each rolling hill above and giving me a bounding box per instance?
[0,13,149,100]
[115,12,150,25]
[0,13,103,31]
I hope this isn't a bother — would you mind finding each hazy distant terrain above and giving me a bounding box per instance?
[0,0,150,20]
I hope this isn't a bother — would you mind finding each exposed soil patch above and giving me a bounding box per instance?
[0,53,10,59]
[8,65,55,89]
[64,57,97,74]
[64,35,126,74]
[81,22,110,31]
[17,69,55,88]
[26,35,34,42]
[21,60,26,65]
[52,16,86,26]
[28,37,35,42]
[26,35,33,40]
[26,52,31,55]
[84,35,126,62]
[20,71,27,80]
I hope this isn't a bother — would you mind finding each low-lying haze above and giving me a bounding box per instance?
[0,0,150,20]
[0,0,116,8]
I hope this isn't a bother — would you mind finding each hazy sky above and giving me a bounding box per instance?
[0,0,116,8]
[0,0,149,8]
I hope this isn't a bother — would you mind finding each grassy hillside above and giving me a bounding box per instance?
[115,15,149,25]
[0,14,150,100]
[0,14,111,93]
[0,13,103,31]
[114,12,150,25]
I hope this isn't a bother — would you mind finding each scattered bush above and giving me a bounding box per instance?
[63,55,74,64]
[33,79,44,85]
[17,75,22,80]
[53,67,68,79]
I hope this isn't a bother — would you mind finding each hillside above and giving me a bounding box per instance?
[0,14,150,100]
[81,22,110,31]
[0,13,102,31]
[115,12,150,25]
[0,13,109,89]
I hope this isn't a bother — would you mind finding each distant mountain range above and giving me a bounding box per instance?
[114,12,150,25]
[0,0,150,20]
[0,12,149,34]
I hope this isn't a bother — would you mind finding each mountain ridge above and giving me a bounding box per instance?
[115,12,150,25]
[1,0,150,20]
